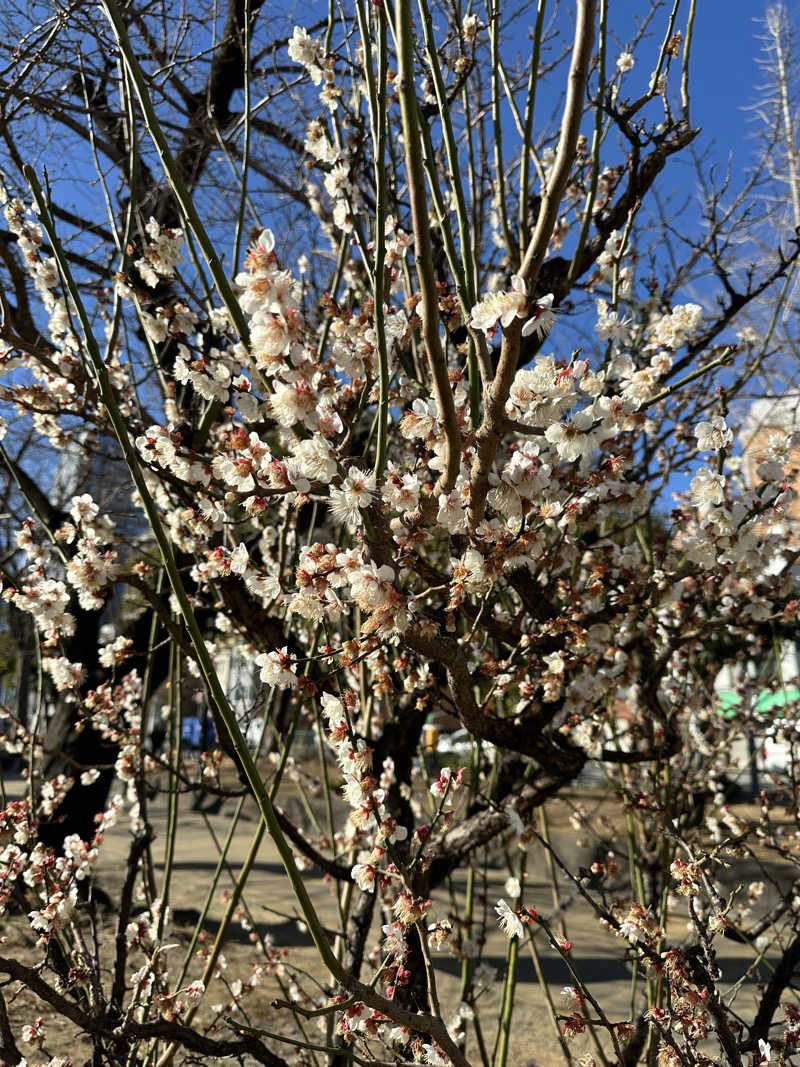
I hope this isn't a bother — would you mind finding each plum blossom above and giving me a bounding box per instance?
[695,415,733,452]
[648,303,703,349]
[349,563,396,610]
[462,12,482,40]
[135,217,183,287]
[421,1045,449,1065]
[495,898,525,939]
[382,465,420,513]
[470,275,527,333]
[329,467,377,526]
[21,1017,45,1048]
[436,488,467,533]
[351,862,377,892]
[545,408,606,463]
[291,435,339,484]
[430,766,464,805]
[287,26,326,84]
[255,648,298,689]
[689,467,726,514]
[595,298,632,344]
[520,293,557,339]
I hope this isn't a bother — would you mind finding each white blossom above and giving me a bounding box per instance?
[470,275,527,333]
[495,898,525,939]
[695,415,733,452]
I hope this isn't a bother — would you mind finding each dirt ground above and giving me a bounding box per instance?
[0,765,782,1066]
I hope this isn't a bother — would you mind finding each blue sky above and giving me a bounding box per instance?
[611,1,792,170]
[676,1,782,166]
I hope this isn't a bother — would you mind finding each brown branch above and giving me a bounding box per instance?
[0,443,65,531]
[426,770,580,889]
[0,228,37,339]
[519,0,597,287]
[507,123,701,376]
[669,234,800,379]
[396,0,461,513]
[685,930,742,1067]
[0,954,289,1067]
[111,829,154,1012]
[1,82,157,188]
[122,573,198,660]
[274,809,353,882]
[741,932,800,1053]
[402,623,585,778]
[341,883,376,983]
[248,115,306,157]
[0,989,22,1066]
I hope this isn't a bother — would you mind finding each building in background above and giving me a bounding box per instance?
[742,395,800,528]
[718,394,800,784]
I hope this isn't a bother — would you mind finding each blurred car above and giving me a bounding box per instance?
[436,728,494,759]
[181,716,216,751]
[762,717,800,774]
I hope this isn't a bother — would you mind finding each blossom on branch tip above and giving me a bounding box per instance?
[287,26,326,85]
[688,467,726,515]
[694,416,733,452]
[520,293,557,339]
[255,647,298,689]
[329,467,377,526]
[351,862,377,892]
[469,275,527,334]
[495,898,525,939]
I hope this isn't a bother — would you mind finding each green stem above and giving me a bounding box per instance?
[519,1,547,247]
[395,0,462,498]
[356,0,390,479]
[160,644,182,918]
[233,0,252,271]
[650,0,681,99]
[459,865,475,1006]
[495,857,525,1067]
[642,346,735,410]
[487,0,516,266]
[525,929,573,1065]
[680,0,697,118]
[98,0,250,350]
[416,0,479,424]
